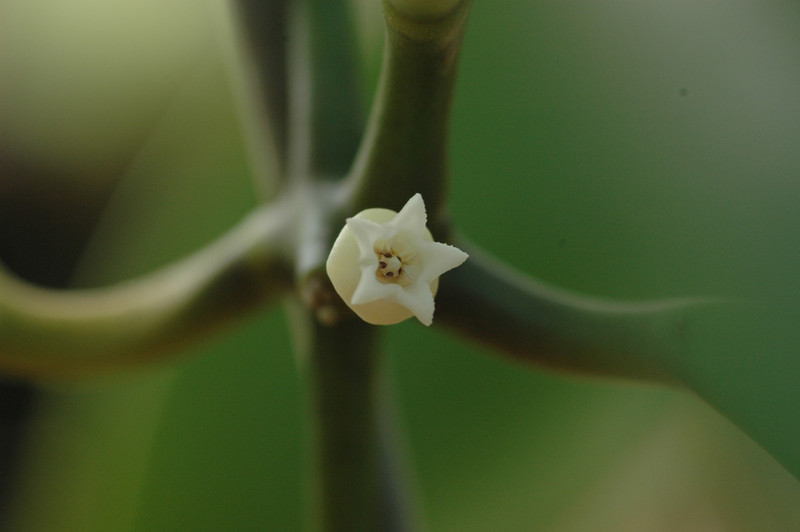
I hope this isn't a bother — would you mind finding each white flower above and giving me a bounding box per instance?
[326,194,468,326]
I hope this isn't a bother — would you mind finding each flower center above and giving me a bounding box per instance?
[374,243,414,286]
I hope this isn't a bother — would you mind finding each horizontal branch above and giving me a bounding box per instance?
[437,239,800,479]
[0,202,295,378]
[436,239,724,385]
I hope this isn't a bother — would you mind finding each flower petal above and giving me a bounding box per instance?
[350,266,397,305]
[388,193,428,239]
[393,281,435,325]
[417,240,469,283]
[346,216,392,259]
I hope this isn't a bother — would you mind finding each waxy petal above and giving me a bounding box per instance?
[393,281,435,325]
[388,193,428,238]
[417,240,469,284]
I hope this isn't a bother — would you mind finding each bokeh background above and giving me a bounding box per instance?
[1,1,799,530]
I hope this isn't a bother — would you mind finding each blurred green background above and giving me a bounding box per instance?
[1,1,799,530]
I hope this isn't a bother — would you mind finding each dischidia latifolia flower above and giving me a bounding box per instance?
[326,194,468,326]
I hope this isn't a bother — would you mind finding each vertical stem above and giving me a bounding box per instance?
[287,0,364,179]
[347,1,472,217]
[282,1,411,529]
[292,310,384,531]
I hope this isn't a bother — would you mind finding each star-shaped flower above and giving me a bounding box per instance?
[326,194,468,326]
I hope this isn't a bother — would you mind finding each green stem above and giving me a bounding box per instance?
[291,310,385,531]
[0,202,294,378]
[347,0,472,217]
[437,239,800,480]
[437,239,723,385]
